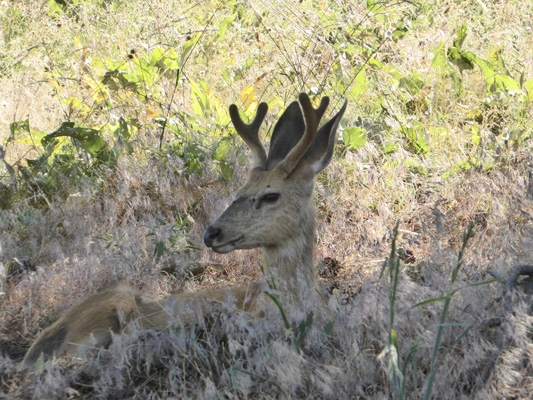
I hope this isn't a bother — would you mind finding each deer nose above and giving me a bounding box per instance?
[203,227,221,247]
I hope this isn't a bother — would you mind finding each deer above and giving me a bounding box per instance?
[22,93,347,369]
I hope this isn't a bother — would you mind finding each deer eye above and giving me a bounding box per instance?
[259,193,280,204]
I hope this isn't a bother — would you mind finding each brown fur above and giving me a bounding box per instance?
[22,94,346,369]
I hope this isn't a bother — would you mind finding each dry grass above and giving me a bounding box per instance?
[1,0,533,398]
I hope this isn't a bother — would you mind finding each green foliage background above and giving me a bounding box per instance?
[2,0,530,208]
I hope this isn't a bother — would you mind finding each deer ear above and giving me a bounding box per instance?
[265,101,305,170]
[292,100,347,178]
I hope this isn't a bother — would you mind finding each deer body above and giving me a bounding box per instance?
[22,93,346,369]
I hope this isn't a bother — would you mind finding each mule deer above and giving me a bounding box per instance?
[22,93,347,369]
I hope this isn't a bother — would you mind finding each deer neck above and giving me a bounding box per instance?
[261,208,320,314]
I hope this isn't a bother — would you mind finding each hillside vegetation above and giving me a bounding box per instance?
[1,0,533,398]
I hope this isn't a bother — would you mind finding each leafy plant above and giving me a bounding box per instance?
[378,221,409,399]
[99,232,126,253]
[430,24,532,176]
[342,126,367,150]
[380,221,503,399]
[262,265,319,355]
[400,120,428,154]
[145,213,200,264]
[0,116,134,209]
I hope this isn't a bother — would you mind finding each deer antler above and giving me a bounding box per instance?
[229,102,268,168]
[277,93,329,174]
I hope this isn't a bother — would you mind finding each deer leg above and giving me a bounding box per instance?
[22,286,140,368]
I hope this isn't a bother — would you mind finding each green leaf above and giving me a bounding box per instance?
[383,64,403,80]
[406,159,427,175]
[2,159,16,183]
[447,47,474,73]
[402,122,428,154]
[180,32,201,69]
[47,0,65,17]
[383,142,397,154]
[520,71,525,88]
[351,68,367,99]
[9,119,30,138]
[366,0,383,13]
[491,47,511,76]
[154,241,166,262]
[343,127,367,150]
[524,78,533,102]
[491,75,521,92]
[392,22,408,41]
[452,48,521,94]
[190,80,210,116]
[221,69,232,85]
[431,42,447,75]
[332,61,347,94]
[183,143,206,172]
[399,295,451,316]
[212,139,230,161]
[219,162,234,181]
[264,291,290,330]
[399,73,425,94]
[467,53,496,84]
[114,117,133,155]
[323,321,335,336]
[453,24,468,50]
[368,58,382,69]
[26,141,57,174]
[447,26,481,73]
[472,125,481,146]
[42,122,107,157]
[218,17,232,40]
[150,47,165,65]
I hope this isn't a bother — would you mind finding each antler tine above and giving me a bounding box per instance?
[278,93,329,174]
[229,102,268,168]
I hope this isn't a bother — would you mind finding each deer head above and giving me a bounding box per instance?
[203,93,347,256]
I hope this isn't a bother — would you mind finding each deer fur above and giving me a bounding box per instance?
[22,93,347,369]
